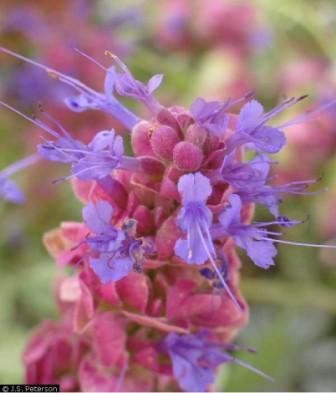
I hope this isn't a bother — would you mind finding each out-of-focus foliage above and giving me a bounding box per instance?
[0,0,336,390]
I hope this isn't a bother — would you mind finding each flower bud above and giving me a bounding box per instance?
[150,125,180,160]
[131,120,154,156]
[185,124,207,147]
[173,141,204,172]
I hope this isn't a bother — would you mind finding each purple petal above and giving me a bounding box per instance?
[0,178,24,204]
[248,154,270,180]
[89,130,115,151]
[83,201,113,234]
[237,100,264,131]
[170,352,213,392]
[147,74,164,93]
[38,137,85,163]
[71,157,116,181]
[190,97,205,117]
[218,194,242,229]
[253,126,286,153]
[190,98,228,137]
[104,66,117,100]
[177,172,212,203]
[113,135,124,157]
[245,239,277,269]
[90,256,133,283]
[174,237,209,265]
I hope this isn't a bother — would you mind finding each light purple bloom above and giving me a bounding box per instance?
[0,154,39,204]
[190,93,254,138]
[190,97,228,137]
[220,153,270,192]
[237,177,319,218]
[0,177,24,204]
[174,172,213,265]
[214,194,277,268]
[219,154,318,217]
[175,172,241,309]
[83,201,148,282]
[111,54,163,113]
[61,61,140,129]
[40,127,127,182]
[162,332,271,392]
[225,97,307,154]
[0,100,137,183]
[0,47,139,130]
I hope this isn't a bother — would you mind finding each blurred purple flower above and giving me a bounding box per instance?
[162,331,271,392]
[0,177,24,204]
[0,154,39,204]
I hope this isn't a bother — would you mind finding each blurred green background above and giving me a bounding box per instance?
[1,0,336,391]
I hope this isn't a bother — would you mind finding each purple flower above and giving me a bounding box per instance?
[190,97,228,137]
[226,97,306,154]
[0,154,39,204]
[61,61,140,129]
[237,177,318,218]
[219,154,318,217]
[0,177,24,204]
[40,127,127,182]
[110,53,163,113]
[174,172,213,265]
[219,153,281,216]
[190,93,254,138]
[220,153,270,192]
[0,101,141,184]
[214,194,277,268]
[162,332,271,392]
[0,47,139,130]
[83,201,148,283]
[175,172,241,309]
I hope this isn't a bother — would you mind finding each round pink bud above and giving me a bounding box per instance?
[185,124,207,147]
[131,120,154,157]
[150,125,180,160]
[173,141,204,172]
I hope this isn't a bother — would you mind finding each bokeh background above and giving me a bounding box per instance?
[1,0,336,391]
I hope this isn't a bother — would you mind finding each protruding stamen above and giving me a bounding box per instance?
[260,237,336,249]
[197,224,242,311]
